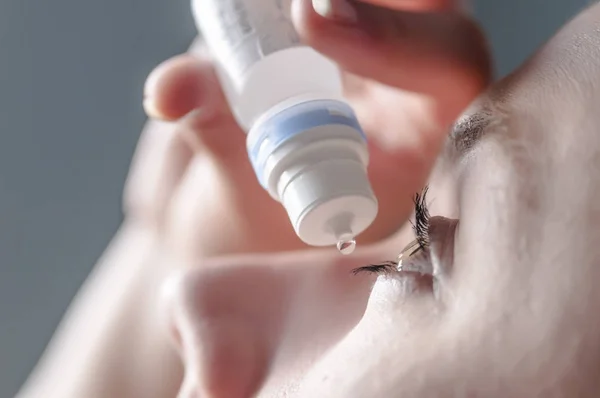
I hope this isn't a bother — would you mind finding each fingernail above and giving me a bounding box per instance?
[143,69,165,119]
[312,0,358,23]
[143,66,168,120]
[143,96,165,120]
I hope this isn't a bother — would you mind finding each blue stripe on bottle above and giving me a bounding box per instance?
[248,100,367,188]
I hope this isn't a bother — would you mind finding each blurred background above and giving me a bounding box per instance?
[0,0,590,396]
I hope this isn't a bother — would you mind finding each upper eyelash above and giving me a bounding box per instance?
[352,186,431,276]
[411,185,431,252]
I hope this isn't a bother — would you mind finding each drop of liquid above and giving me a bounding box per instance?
[336,237,356,255]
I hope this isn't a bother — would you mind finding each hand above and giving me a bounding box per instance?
[129,0,490,261]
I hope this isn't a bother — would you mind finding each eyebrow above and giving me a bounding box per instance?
[448,110,494,157]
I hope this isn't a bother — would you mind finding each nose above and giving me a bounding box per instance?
[162,263,292,398]
[161,252,375,398]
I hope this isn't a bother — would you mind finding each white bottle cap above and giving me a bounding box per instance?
[248,99,378,247]
[279,157,378,246]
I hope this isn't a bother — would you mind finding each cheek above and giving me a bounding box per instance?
[451,143,526,289]
[453,137,600,303]
[447,140,600,390]
[295,277,444,397]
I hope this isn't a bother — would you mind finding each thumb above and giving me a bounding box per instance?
[292,0,491,129]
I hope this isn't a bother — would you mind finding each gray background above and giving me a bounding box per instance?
[0,0,589,396]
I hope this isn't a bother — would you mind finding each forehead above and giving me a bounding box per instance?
[495,4,600,104]
[444,4,600,165]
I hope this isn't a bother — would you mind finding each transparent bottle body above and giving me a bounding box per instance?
[191,0,379,247]
[192,0,344,130]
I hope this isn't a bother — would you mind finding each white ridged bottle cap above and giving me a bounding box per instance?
[248,99,378,247]
[278,157,377,246]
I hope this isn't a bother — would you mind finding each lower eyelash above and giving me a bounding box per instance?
[351,261,397,276]
[352,186,431,276]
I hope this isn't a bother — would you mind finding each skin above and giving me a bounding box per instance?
[17,0,600,397]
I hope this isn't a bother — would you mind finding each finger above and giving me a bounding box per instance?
[125,39,210,223]
[293,0,491,127]
[143,37,214,121]
[317,0,461,13]
[123,120,193,224]
[143,54,214,122]
[143,49,248,159]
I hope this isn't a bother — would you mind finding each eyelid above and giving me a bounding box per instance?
[396,217,456,275]
[427,216,458,276]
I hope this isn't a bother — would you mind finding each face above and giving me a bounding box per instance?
[169,5,600,397]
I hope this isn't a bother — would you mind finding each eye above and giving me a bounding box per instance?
[352,187,455,277]
[396,239,433,275]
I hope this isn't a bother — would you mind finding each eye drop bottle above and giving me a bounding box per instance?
[191,0,378,249]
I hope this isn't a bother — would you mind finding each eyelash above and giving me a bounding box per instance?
[352,186,431,276]
[412,186,431,252]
